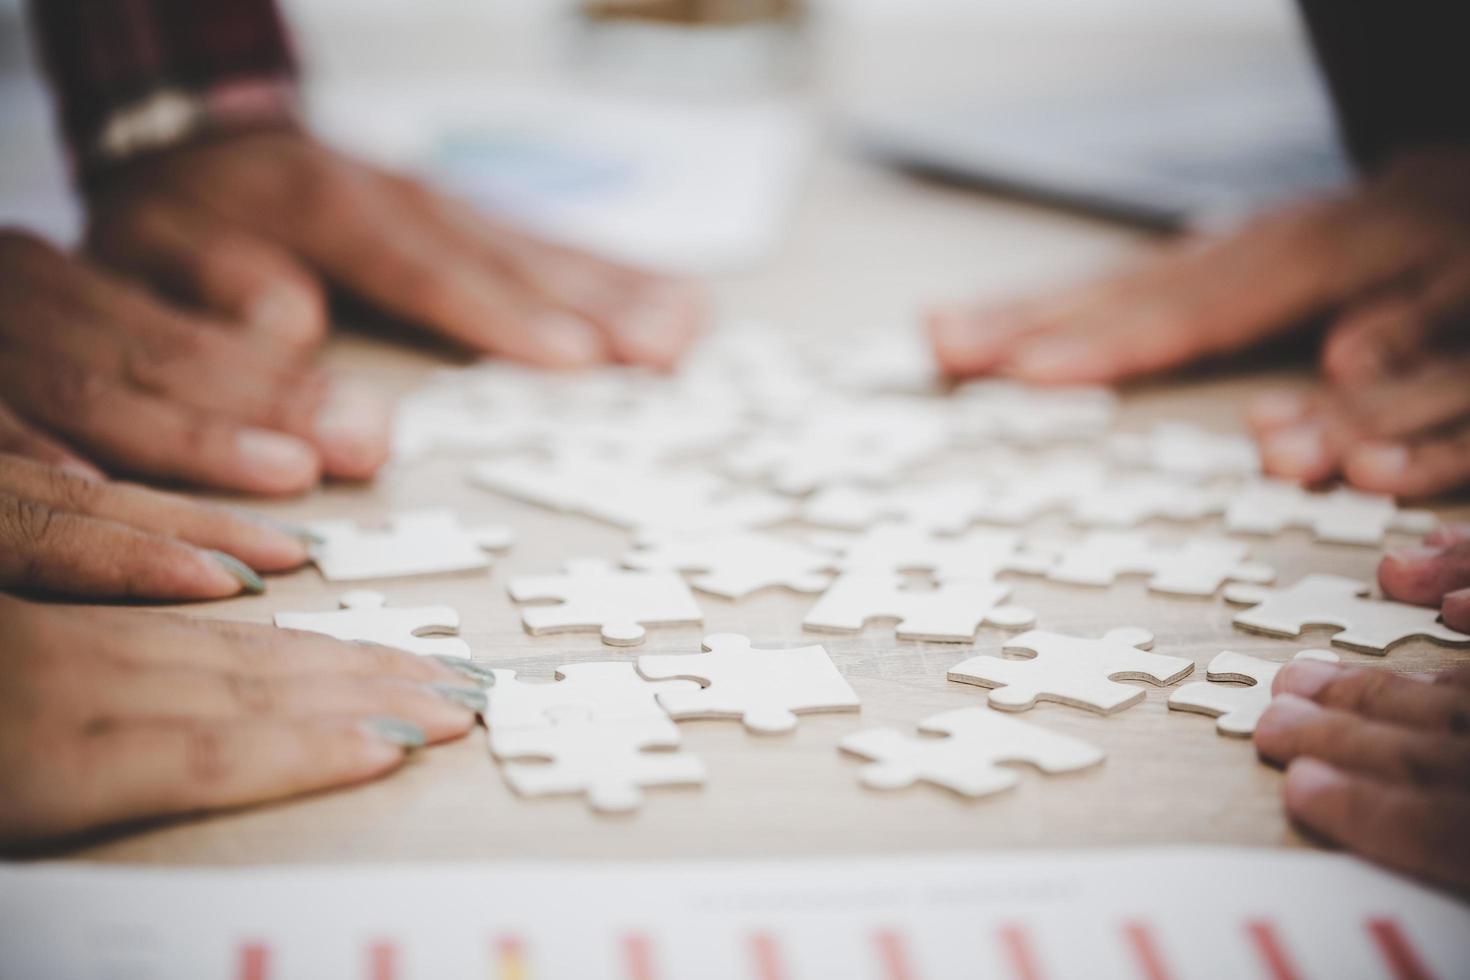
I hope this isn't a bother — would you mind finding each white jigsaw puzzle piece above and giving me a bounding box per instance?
[490,709,705,813]
[487,663,699,732]
[799,481,987,536]
[623,530,834,599]
[948,627,1194,714]
[1043,530,1274,596]
[273,590,468,658]
[803,573,1035,642]
[1225,574,1470,654]
[509,558,703,647]
[812,524,1054,582]
[1168,650,1341,736]
[952,380,1117,446]
[1068,473,1227,527]
[307,508,513,582]
[840,706,1104,797]
[1108,423,1261,482]
[638,633,860,734]
[1224,479,1438,546]
[970,453,1109,526]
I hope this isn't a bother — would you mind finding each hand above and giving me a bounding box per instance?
[0,594,487,848]
[0,452,312,600]
[87,129,706,368]
[1377,525,1470,632]
[0,232,389,494]
[1255,658,1470,895]
[929,149,1470,386]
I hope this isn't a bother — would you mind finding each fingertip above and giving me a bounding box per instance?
[1254,693,1321,761]
[535,312,608,367]
[1273,659,1344,699]
[1245,390,1310,433]
[607,283,705,370]
[1343,441,1410,493]
[1259,423,1334,482]
[227,511,314,571]
[311,380,392,481]
[1003,337,1101,382]
[1443,587,1470,633]
[232,428,321,495]
[1376,545,1449,607]
[245,279,329,352]
[1282,756,1346,820]
[926,307,1000,376]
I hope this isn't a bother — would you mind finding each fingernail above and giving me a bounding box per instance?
[248,283,321,343]
[538,313,605,364]
[1262,423,1328,474]
[361,716,427,749]
[430,655,496,687]
[1261,692,1321,730]
[430,683,488,712]
[1349,442,1409,481]
[1007,337,1092,376]
[236,510,325,547]
[207,550,264,595]
[1247,391,1308,428]
[235,428,318,486]
[1284,757,1344,810]
[1385,544,1446,565]
[1275,660,1342,699]
[313,380,390,455]
[58,457,106,481]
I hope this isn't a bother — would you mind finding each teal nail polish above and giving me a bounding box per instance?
[243,513,326,546]
[431,684,488,713]
[207,550,264,595]
[429,655,496,687]
[362,716,427,749]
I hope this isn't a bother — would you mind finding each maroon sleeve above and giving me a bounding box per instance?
[27,0,299,178]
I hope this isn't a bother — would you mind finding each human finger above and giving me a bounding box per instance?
[285,169,611,366]
[12,716,420,845]
[1272,660,1470,733]
[1281,757,1470,893]
[0,493,261,598]
[90,612,489,687]
[1377,538,1470,608]
[1328,355,1470,442]
[89,194,330,353]
[0,400,101,479]
[1320,257,1470,385]
[1255,694,1470,786]
[82,664,479,743]
[0,454,307,572]
[1343,417,1470,498]
[400,186,705,369]
[1445,587,1470,633]
[0,357,319,494]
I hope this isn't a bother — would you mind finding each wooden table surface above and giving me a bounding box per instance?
[54,146,1470,867]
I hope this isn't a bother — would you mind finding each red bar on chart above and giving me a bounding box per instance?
[1367,918,1436,980]
[873,928,915,980]
[1122,922,1173,980]
[749,932,785,980]
[367,940,396,980]
[623,932,656,980]
[237,941,269,980]
[1245,920,1301,980]
[495,936,529,980]
[997,924,1044,980]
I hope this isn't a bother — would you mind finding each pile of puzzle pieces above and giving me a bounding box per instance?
[273,325,1467,811]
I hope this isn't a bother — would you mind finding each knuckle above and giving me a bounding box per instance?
[46,361,106,421]
[41,464,104,515]
[0,495,60,556]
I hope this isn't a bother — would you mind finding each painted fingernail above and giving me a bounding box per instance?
[207,550,264,595]
[430,655,496,687]
[1275,660,1342,699]
[1247,391,1308,428]
[361,716,427,749]
[1349,442,1409,481]
[1261,423,1328,474]
[538,313,606,364]
[1007,337,1092,376]
[235,428,319,487]
[430,684,488,712]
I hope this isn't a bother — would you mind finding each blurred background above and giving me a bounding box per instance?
[0,0,1345,274]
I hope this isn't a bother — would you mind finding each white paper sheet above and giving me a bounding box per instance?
[1,848,1465,978]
